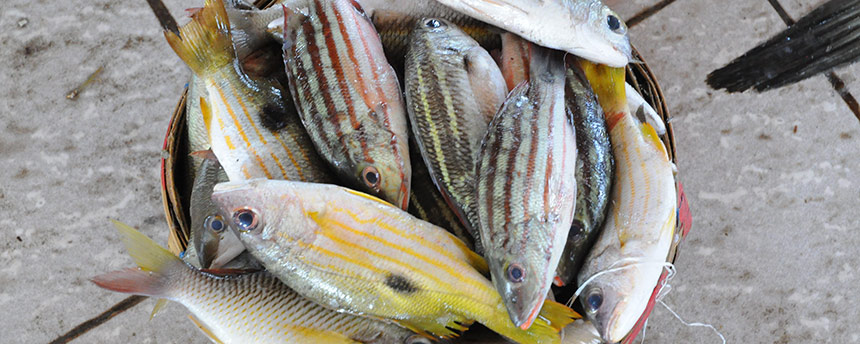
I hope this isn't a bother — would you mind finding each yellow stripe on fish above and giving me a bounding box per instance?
[92,220,415,344]
[164,0,332,184]
[576,61,677,343]
[212,179,578,343]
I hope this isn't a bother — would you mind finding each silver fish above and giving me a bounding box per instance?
[431,0,632,67]
[476,46,578,330]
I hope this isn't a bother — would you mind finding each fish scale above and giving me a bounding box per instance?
[404,18,507,255]
[212,179,578,343]
[92,221,414,344]
[283,0,411,209]
[431,0,632,67]
[164,0,332,185]
[576,62,676,343]
[407,141,474,250]
[476,46,578,330]
[554,56,613,288]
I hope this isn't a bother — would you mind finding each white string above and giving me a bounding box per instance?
[658,300,727,344]
[568,258,676,307]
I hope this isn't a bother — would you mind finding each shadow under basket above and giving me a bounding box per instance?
[159,2,690,342]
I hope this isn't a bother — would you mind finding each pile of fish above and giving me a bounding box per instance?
[92,0,685,343]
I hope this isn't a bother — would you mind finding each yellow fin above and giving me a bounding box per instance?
[484,300,574,344]
[150,299,169,320]
[538,300,580,331]
[188,315,225,344]
[111,219,180,272]
[639,122,669,159]
[578,60,627,114]
[163,0,234,75]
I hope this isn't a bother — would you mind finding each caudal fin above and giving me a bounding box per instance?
[90,220,185,299]
[164,0,235,75]
[487,299,579,344]
[578,60,627,116]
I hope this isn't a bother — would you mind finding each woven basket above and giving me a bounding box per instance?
[159,1,687,341]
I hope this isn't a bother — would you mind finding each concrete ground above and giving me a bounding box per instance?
[1,0,858,343]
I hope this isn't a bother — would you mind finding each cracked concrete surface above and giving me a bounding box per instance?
[1,0,858,343]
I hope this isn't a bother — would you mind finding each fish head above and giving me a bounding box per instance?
[410,17,469,43]
[351,156,409,210]
[211,179,318,253]
[193,213,227,268]
[565,1,632,67]
[487,246,553,329]
[579,272,638,343]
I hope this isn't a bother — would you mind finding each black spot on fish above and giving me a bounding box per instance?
[384,273,418,294]
[259,103,290,132]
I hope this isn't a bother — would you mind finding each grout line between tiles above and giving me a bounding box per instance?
[48,296,147,344]
[767,0,860,121]
[627,0,678,28]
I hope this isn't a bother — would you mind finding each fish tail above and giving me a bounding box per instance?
[537,300,580,331]
[91,220,185,299]
[578,59,627,115]
[483,300,578,344]
[164,0,234,75]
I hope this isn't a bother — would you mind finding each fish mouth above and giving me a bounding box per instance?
[516,300,543,330]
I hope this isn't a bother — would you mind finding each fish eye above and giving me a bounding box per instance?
[348,0,366,15]
[205,215,225,233]
[362,166,381,190]
[586,289,603,312]
[607,14,625,34]
[425,19,445,29]
[506,264,525,283]
[231,208,260,233]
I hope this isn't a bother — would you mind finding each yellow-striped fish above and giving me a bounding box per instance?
[407,142,474,250]
[476,45,578,330]
[211,179,578,343]
[165,0,333,184]
[92,220,416,344]
[404,18,507,254]
[575,62,677,343]
[282,0,411,209]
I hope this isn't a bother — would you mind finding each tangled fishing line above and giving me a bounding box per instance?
[569,258,727,343]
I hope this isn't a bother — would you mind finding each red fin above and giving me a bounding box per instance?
[91,268,168,297]
[190,149,217,162]
[185,7,203,17]
[553,276,565,287]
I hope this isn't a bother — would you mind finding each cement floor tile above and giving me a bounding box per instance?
[627,0,860,342]
[606,0,665,22]
[0,0,203,342]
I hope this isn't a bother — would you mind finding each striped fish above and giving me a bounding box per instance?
[369,5,500,72]
[165,0,333,184]
[476,45,578,330]
[407,141,474,250]
[211,179,578,344]
[554,56,613,288]
[282,0,411,209]
[93,221,415,344]
[499,33,531,91]
[575,62,676,343]
[404,18,507,255]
